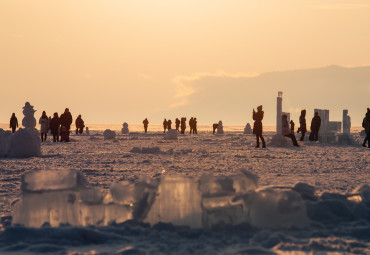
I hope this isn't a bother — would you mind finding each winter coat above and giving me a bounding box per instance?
[60,112,73,129]
[10,116,18,128]
[50,117,60,134]
[363,114,370,132]
[75,117,84,129]
[311,116,321,131]
[143,119,149,126]
[299,115,307,133]
[252,110,264,135]
[39,116,49,133]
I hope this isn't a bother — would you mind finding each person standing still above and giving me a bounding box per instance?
[253,105,266,148]
[310,112,321,142]
[9,113,18,133]
[143,118,149,133]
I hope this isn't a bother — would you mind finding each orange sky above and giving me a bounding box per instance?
[1,1,369,125]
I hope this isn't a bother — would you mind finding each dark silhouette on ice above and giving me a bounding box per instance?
[50,112,60,142]
[163,119,167,133]
[9,113,18,133]
[298,110,307,141]
[193,118,198,134]
[189,117,194,134]
[213,123,218,134]
[167,119,172,130]
[75,115,85,134]
[310,112,321,142]
[180,117,186,134]
[60,108,73,142]
[175,118,180,132]
[253,105,266,148]
[282,115,299,147]
[143,118,149,133]
[362,108,370,148]
[39,111,49,142]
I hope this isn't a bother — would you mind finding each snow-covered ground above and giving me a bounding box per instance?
[0,127,369,254]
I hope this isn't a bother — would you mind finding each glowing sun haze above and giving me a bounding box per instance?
[1,0,369,125]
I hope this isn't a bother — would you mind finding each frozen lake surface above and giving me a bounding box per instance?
[0,129,369,254]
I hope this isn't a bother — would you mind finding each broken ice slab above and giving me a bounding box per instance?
[143,176,203,229]
[12,191,81,227]
[199,169,258,197]
[247,188,308,229]
[13,170,132,227]
[21,169,86,193]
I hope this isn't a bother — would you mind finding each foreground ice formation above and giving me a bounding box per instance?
[0,128,41,158]
[11,169,315,230]
[13,170,131,227]
[0,129,12,156]
[103,129,116,140]
[121,122,129,134]
[164,129,178,140]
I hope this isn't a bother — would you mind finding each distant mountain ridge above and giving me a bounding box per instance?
[167,65,370,126]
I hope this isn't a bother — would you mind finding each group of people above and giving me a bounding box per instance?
[160,117,198,134]
[252,105,361,148]
[40,108,84,142]
[9,109,85,143]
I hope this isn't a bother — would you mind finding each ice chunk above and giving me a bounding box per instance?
[199,169,258,228]
[6,128,41,158]
[144,176,202,228]
[103,129,116,140]
[247,188,308,229]
[293,182,316,200]
[243,123,253,134]
[13,170,133,227]
[130,146,162,154]
[110,181,135,205]
[12,190,81,227]
[0,130,12,157]
[164,129,178,140]
[200,169,258,197]
[21,169,86,193]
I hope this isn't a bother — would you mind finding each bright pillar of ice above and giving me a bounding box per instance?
[276,92,283,135]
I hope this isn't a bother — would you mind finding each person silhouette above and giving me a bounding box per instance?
[50,112,60,142]
[298,110,307,141]
[143,118,149,133]
[283,115,299,146]
[189,117,194,134]
[212,123,218,134]
[362,108,370,148]
[175,118,180,132]
[167,119,172,130]
[39,111,49,142]
[253,105,266,148]
[180,117,186,134]
[310,112,321,142]
[75,115,85,134]
[60,108,73,142]
[193,118,198,134]
[9,113,18,133]
[163,118,168,133]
